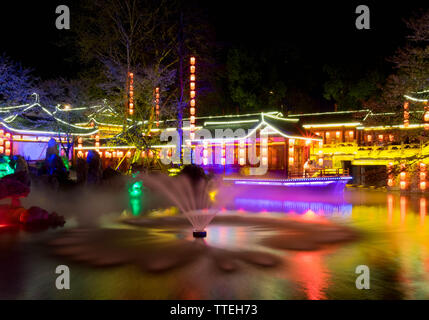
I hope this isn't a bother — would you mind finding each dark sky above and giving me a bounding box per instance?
[0,0,428,111]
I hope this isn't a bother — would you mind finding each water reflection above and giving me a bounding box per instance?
[233,198,352,217]
[3,189,429,299]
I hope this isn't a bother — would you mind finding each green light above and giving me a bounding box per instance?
[0,156,15,178]
[128,181,144,216]
[129,197,142,216]
[129,181,143,197]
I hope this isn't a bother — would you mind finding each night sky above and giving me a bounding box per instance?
[0,0,427,111]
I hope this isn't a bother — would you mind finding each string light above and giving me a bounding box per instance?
[155,87,160,127]
[128,72,134,115]
[190,57,196,140]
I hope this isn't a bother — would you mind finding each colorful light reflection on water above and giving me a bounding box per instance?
[2,188,429,299]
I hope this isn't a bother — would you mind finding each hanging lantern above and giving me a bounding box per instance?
[239,139,245,166]
[288,139,294,167]
[400,164,407,190]
[424,101,429,130]
[404,101,409,128]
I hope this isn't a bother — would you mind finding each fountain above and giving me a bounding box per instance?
[184,209,218,238]
[137,166,221,238]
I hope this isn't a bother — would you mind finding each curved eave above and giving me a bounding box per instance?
[0,121,99,136]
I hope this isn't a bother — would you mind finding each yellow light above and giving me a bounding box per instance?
[367,135,372,142]
[400,171,406,179]
[190,82,196,90]
[378,134,383,141]
[190,99,195,107]
[348,131,354,138]
[190,66,196,73]
[289,157,294,166]
[262,156,268,165]
[190,57,196,65]
[400,181,407,189]
[336,131,340,138]
[326,132,330,138]
[209,190,217,202]
[190,74,196,82]
[421,181,427,190]
[190,91,196,98]
[388,179,394,187]
[318,158,323,166]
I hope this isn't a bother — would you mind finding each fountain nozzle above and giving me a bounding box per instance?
[193,231,207,238]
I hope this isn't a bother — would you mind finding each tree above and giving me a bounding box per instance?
[323,64,384,111]
[69,0,216,164]
[0,53,37,106]
[226,47,287,113]
[379,9,429,110]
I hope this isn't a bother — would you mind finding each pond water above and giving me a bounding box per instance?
[1,187,429,300]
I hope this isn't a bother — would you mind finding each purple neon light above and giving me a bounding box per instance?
[224,176,352,187]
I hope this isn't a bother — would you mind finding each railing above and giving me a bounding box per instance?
[287,168,350,178]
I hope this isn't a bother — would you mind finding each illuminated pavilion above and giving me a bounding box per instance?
[1,91,429,191]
